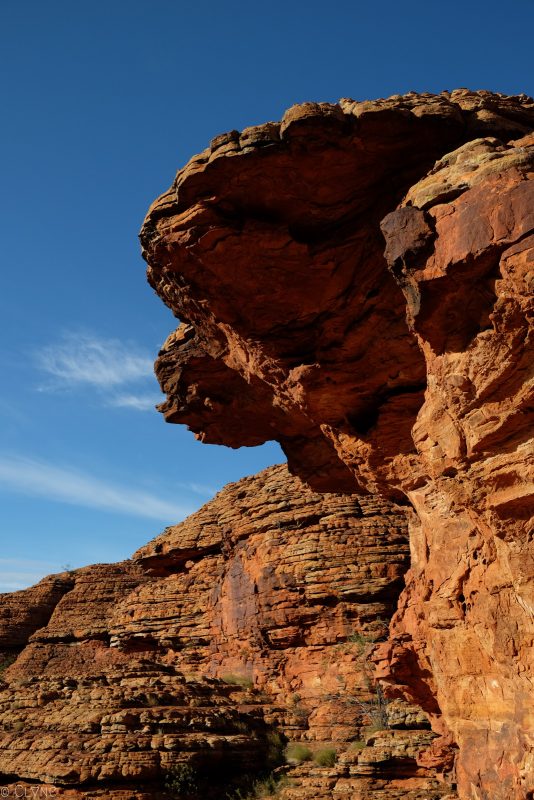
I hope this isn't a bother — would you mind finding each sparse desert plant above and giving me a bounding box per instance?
[292,702,310,725]
[11,720,25,732]
[0,654,16,674]
[348,630,375,654]
[362,719,387,735]
[233,719,251,734]
[356,683,389,731]
[335,673,345,686]
[370,617,390,640]
[349,739,366,751]
[285,742,313,764]
[227,772,289,799]
[250,687,270,702]
[165,762,197,797]
[264,730,286,768]
[313,747,337,767]
[221,672,254,689]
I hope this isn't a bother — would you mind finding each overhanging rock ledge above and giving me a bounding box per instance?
[141,89,534,800]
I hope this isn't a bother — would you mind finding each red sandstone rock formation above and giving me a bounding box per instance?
[0,466,453,799]
[0,572,73,655]
[141,90,534,800]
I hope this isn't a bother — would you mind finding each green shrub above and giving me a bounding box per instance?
[165,763,197,797]
[313,747,337,767]
[347,631,374,654]
[251,688,270,702]
[285,742,313,764]
[233,719,251,734]
[349,739,366,751]
[362,721,386,735]
[221,672,254,689]
[265,730,285,767]
[0,655,16,675]
[227,772,289,799]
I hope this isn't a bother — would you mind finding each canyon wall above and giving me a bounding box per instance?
[140,90,534,800]
[0,465,452,798]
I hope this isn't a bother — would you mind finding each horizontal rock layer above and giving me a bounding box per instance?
[141,90,534,799]
[0,466,454,799]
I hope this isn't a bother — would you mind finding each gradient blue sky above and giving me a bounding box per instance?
[1,0,533,591]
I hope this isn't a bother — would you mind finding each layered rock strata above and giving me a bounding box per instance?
[0,573,73,656]
[141,90,534,799]
[0,466,453,799]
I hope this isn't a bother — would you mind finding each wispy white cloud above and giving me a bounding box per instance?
[108,393,160,412]
[36,332,153,388]
[0,455,194,523]
[0,558,58,569]
[176,481,218,498]
[0,575,42,593]
[0,558,59,594]
[34,332,159,410]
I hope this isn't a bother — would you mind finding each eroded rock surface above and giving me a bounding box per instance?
[0,466,453,799]
[141,90,534,799]
[0,573,73,655]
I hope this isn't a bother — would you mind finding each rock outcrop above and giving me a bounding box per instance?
[141,90,534,799]
[0,572,73,655]
[0,466,454,799]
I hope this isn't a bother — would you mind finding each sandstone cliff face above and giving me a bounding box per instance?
[0,466,454,799]
[141,90,534,800]
[0,573,73,655]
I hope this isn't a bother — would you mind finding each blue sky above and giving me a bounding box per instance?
[1,0,532,592]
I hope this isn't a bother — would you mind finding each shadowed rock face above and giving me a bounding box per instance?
[141,90,534,800]
[0,465,452,799]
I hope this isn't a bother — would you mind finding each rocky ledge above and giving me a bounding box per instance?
[140,90,534,799]
[0,465,453,798]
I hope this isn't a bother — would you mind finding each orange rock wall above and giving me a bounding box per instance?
[141,90,534,799]
[0,466,453,799]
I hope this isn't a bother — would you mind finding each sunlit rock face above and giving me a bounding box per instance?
[0,465,453,799]
[141,90,534,800]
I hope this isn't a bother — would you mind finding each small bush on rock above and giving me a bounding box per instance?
[265,730,285,767]
[285,742,313,764]
[313,747,337,767]
[349,739,366,751]
[227,772,289,799]
[0,655,16,675]
[221,672,254,689]
[165,763,197,797]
